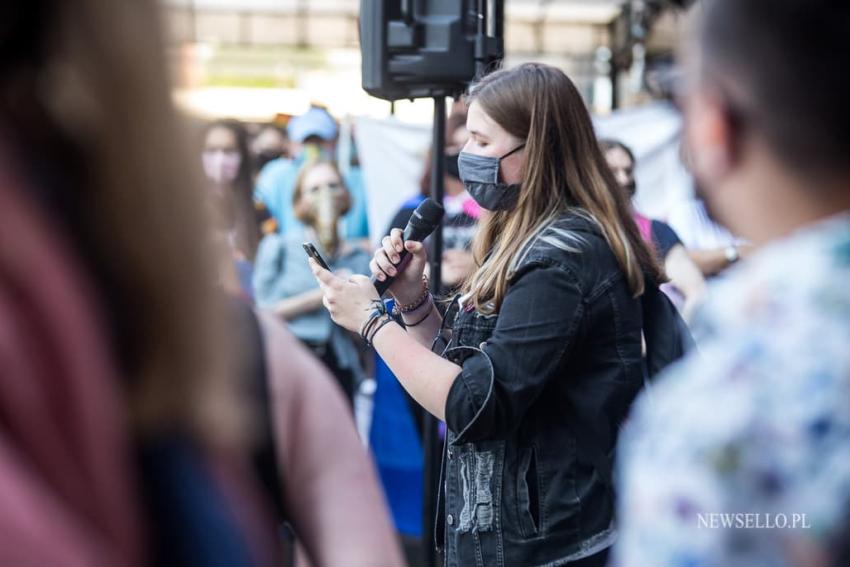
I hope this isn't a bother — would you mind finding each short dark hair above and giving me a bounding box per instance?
[697,0,850,175]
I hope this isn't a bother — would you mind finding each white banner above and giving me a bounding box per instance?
[355,117,431,245]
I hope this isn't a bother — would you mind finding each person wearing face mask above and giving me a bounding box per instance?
[254,106,370,244]
[251,124,288,177]
[252,160,371,403]
[308,63,684,566]
[601,139,706,321]
[202,120,263,298]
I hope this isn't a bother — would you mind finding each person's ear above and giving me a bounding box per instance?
[685,91,737,183]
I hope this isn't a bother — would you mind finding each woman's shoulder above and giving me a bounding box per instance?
[548,209,604,236]
[514,210,604,268]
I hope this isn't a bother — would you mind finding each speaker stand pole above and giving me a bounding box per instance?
[423,95,446,567]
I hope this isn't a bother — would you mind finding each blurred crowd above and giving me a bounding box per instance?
[203,101,729,410]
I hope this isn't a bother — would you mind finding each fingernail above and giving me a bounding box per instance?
[378,273,385,281]
[396,245,402,252]
[392,256,400,263]
[388,268,396,276]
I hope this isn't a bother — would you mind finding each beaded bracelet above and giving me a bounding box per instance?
[396,275,430,314]
[402,299,434,328]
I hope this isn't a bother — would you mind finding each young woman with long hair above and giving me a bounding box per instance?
[311,63,663,566]
[201,119,262,264]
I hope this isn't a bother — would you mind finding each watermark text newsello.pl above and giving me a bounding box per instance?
[697,513,811,529]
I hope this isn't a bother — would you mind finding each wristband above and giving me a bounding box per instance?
[366,315,395,347]
[403,300,434,328]
[397,275,430,313]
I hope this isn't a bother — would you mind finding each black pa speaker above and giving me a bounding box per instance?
[360,0,504,101]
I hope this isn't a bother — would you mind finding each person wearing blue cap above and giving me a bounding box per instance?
[254,106,370,242]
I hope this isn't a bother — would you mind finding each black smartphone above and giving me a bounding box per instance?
[302,242,331,271]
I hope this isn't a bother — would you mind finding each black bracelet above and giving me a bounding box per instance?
[367,315,395,347]
[362,317,379,342]
[360,298,392,340]
[401,292,431,315]
[403,299,433,327]
[360,309,382,338]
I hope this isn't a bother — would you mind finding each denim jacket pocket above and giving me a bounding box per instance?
[516,446,542,538]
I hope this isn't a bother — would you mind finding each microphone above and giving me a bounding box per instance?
[373,198,444,297]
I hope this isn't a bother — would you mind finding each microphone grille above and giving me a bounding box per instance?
[411,198,445,228]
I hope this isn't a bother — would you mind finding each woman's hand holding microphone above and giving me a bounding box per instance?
[309,227,429,335]
[370,228,429,306]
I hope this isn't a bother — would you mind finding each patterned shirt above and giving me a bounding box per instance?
[613,212,850,567]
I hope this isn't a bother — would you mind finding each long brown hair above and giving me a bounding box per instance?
[204,119,262,261]
[0,0,244,444]
[462,63,663,313]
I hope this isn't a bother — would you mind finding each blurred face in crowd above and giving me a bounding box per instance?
[253,126,287,172]
[202,126,242,184]
[295,162,351,225]
[604,146,637,198]
[294,136,336,163]
[450,124,469,153]
[296,162,351,254]
[441,124,469,197]
[464,101,526,186]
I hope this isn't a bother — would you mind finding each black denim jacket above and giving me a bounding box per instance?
[434,211,646,566]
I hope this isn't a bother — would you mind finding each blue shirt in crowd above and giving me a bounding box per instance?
[254,157,370,240]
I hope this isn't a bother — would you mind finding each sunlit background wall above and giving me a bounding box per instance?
[161,0,685,124]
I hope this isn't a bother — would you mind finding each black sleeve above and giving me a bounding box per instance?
[443,264,584,444]
[651,220,683,260]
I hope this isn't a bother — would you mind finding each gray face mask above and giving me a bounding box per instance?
[458,144,525,211]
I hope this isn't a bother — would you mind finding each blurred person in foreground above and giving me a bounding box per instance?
[0,0,275,563]
[0,1,402,565]
[601,139,706,321]
[614,1,850,566]
[201,119,262,299]
[253,159,372,403]
[255,106,370,243]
